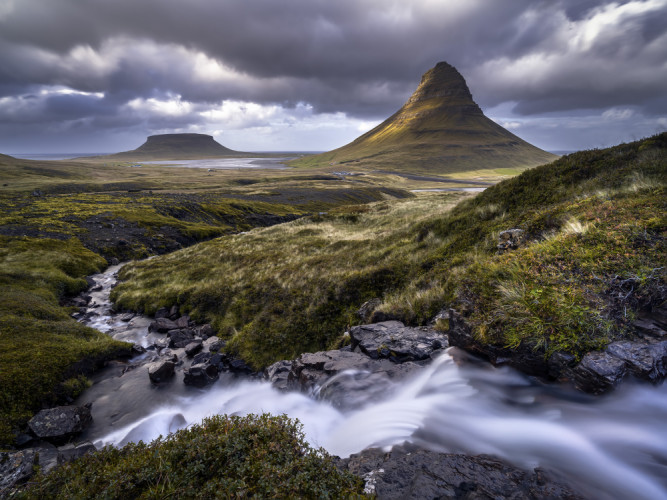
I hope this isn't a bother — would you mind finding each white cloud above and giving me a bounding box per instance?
[126,95,193,117]
[602,108,635,120]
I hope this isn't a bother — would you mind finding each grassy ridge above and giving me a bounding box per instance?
[112,134,666,369]
[0,236,131,445]
[112,193,469,367]
[18,414,364,498]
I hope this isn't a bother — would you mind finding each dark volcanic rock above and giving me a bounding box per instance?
[266,349,425,409]
[168,305,179,320]
[289,350,376,391]
[155,307,169,319]
[350,321,447,362]
[184,363,219,387]
[447,309,551,377]
[184,339,203,357]
[57,441,96,465]
[148,360,175,383]
[227,357,253,374]
[264,360,293,391]
[28,405,93,443]
[175,315,190,329]
[202,335,224,352]
[339,445,582,499]
[0,450,36,495]
[197,324,216,339]
[148,317,178,333]
[605,339,667,382]
[573,352,626,394]
[168,328,195,348]
[497,228,526,254]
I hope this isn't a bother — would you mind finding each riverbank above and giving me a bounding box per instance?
[9,263,667,498]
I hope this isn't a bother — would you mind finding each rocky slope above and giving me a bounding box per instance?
[293,62,558,174]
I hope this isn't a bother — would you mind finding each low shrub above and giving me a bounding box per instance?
[19,414,364,499]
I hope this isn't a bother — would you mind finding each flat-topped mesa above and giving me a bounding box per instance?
[136,134,233,154]
[99,133,244,160]
[292,61,558,174]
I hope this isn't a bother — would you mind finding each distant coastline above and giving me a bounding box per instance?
[9,151,323,161]
[9,153,113,161]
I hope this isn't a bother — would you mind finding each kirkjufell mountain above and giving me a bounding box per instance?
[99,133,243,160]
[294,62,558,174]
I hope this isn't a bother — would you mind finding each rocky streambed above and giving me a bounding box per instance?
[4,263,667,499]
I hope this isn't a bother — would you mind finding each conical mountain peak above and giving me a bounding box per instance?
[407,61,477,107]
[293,62,557,174]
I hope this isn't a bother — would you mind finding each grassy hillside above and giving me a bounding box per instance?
[111,192,470,367]
[0,236,131,445]
[113,134,666,369]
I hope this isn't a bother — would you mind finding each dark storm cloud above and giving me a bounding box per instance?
[0,0,665,151]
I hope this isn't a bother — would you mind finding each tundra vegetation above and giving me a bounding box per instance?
[17,414,364,499]
[0,155,415,446]
[1,134,665,497]
[113,134,666,369]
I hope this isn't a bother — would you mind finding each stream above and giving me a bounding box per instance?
[76,264,667,500]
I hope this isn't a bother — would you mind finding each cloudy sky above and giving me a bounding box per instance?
[1,0,665,154]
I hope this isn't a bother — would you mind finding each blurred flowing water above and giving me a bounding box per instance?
[79,265,667,500]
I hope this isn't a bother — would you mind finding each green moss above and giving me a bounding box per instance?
[0,236,130,445]
[18,414,364,499]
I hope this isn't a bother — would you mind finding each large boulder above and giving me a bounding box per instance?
[338,445,583,499]
[572,352,626,394]
[148,317,178,333]
[148,360,175,383]
[184,339,203,357]
[350,321,447,362]
[167,328,195,348]
[605,340,667,382]
[265,349,425,410]
[203,335,224,352]
[183,363,219,387]
[28,405,93,443]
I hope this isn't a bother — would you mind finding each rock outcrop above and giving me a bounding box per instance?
[27,405,93,443]
[349,321,448,362]
[447,307,667,394]
[265,321,446,409]
[497,228,526,253]
[338,445,583,499]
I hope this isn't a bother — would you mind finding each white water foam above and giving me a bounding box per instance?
[82,264,667,500]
